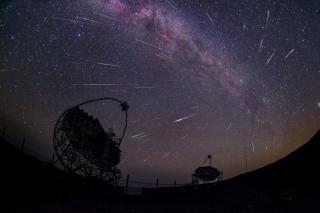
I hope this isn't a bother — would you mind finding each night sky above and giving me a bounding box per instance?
[0,0,319,184]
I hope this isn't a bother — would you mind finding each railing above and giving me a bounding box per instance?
[1,127,186,189]
[117,175,187,192]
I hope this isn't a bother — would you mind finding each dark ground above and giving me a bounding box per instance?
[1,130,319,212]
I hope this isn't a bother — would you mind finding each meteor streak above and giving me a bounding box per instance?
[72,83,122,86]
[97,62,120,67]
[266,51,275,66]
[173,113,197,123]
[94,12,122,23]
[206,12,215,25]
[131,133,146,138]
[285,49,295,59]
[136,39,171,54]
[0,69,12,72]
[51,17,76,23]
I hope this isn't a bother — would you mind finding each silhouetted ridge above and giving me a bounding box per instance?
[1,130,319,212]
[141,129,320,212]
[0,135,123,212]
[230,129,320,187]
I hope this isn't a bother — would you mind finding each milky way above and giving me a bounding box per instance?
[0,0,319,185]
[88,0,264,114]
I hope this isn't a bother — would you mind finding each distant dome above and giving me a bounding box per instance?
[193,166,220,182]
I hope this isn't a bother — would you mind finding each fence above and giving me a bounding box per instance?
[0,127,187,187]
[0,127,221,193]
[117,174,189,193]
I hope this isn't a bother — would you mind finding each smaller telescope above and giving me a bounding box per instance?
[192,155,223,184]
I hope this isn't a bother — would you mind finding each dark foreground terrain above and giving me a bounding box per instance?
[1,130,319,212]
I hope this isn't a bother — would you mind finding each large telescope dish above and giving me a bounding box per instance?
[53,97,129,183]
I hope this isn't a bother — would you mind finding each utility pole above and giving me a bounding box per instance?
[1,127,5,137]
[21,138,26,152]
[242,141,248,173]
[125,174,130,195]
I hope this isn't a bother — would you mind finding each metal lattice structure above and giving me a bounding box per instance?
[53,98,129,183]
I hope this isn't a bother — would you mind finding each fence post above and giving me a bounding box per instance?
[21,138,26,152]
[125,174,130,194]
[1,127,5,137]
[156,178,159,188]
